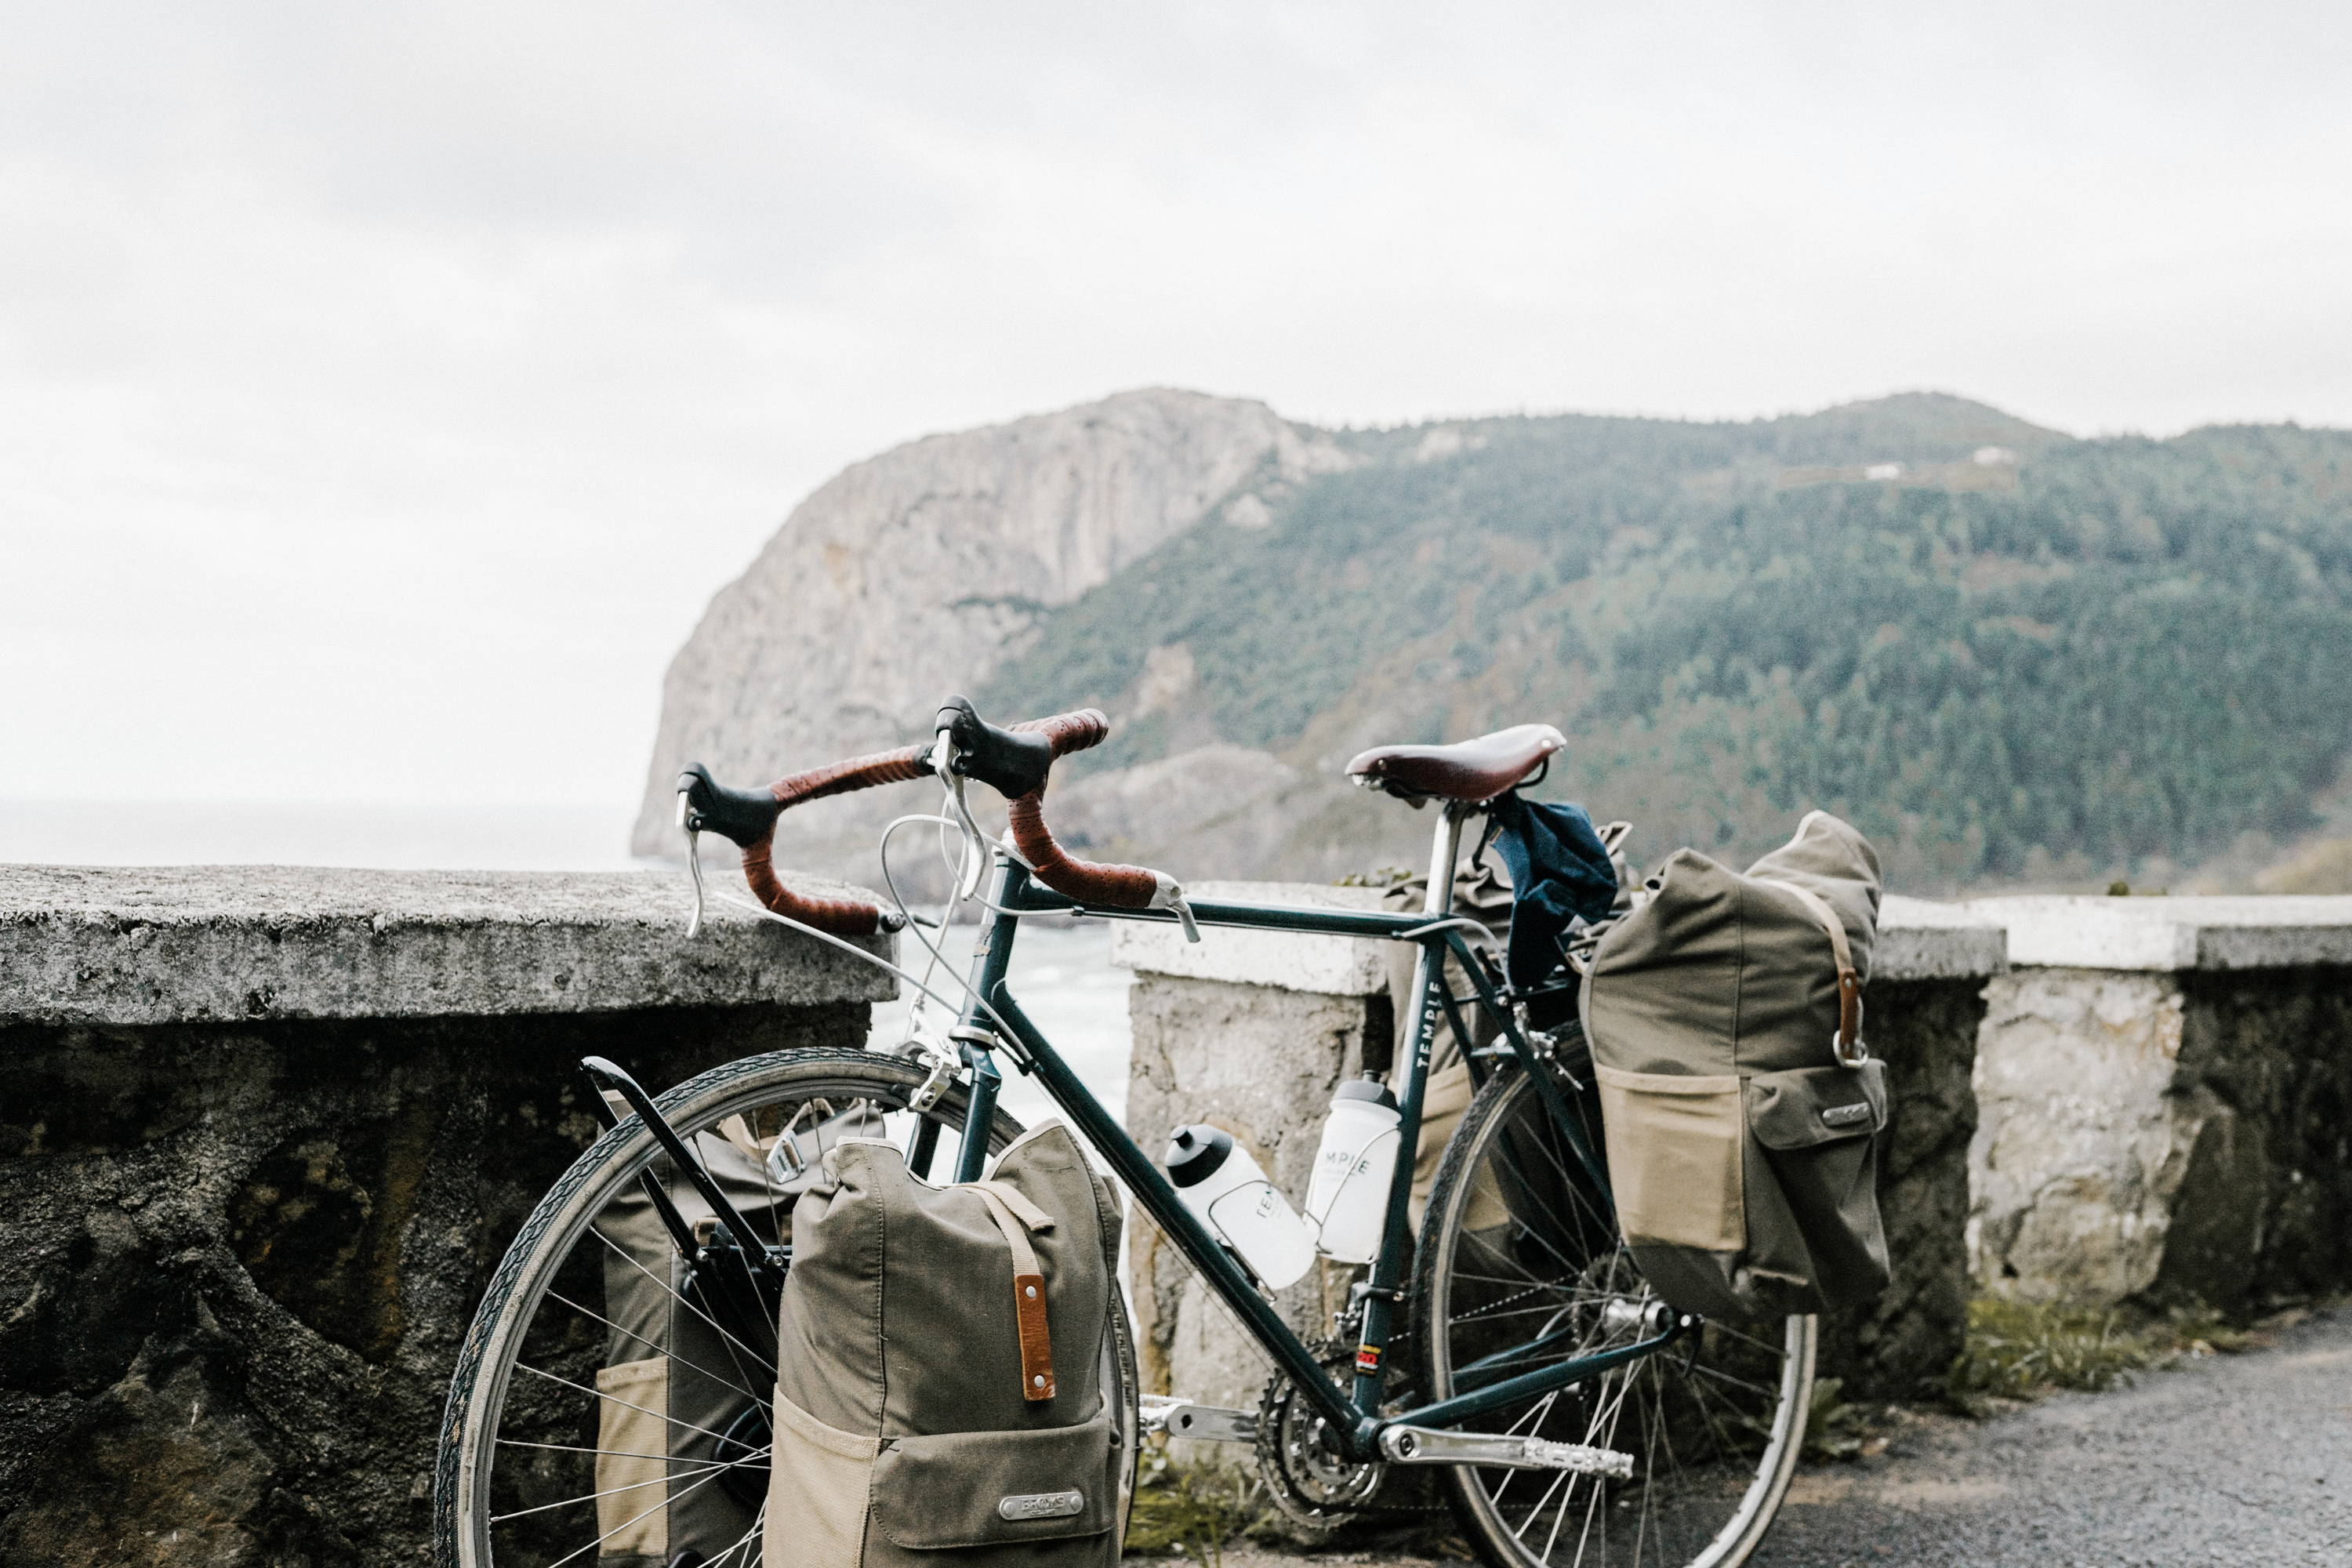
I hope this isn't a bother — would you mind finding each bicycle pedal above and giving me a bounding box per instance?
[1378,1424,1634,1478]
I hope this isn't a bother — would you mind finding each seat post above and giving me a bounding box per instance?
[1421,802,1470,916]
[1352,797,1479,1420]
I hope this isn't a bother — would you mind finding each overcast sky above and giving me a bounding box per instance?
[5,2,2348,829]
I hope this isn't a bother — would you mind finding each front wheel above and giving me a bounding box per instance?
[1416,1054,1814,1568]
[435,1047,1141,1568]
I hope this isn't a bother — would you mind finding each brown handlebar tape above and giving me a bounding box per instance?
[1010,707,1110,758]
[738,745,931,936]
[766,744,929,808]
[1007,791,1159,908]
[738,707,1128,930]
[741,834,891,937]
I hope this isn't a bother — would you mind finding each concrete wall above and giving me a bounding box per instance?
[1965,896,2352,1313]
[0,866,889,1567]
[1113,888,2007,1406]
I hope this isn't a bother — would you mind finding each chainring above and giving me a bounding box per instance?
[1255,1340,1443,1530]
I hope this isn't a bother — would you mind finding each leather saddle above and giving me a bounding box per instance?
[1345,724,1565,803]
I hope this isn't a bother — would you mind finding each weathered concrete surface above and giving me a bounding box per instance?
[0,865,891,1024]
[1816,978,1982,1401]
[1873,895,2008,981]
[1973,892,2352,971]
[1117,885,2002,1409]
[0,867,883,1566]
[1969,969,2187,1302]
[1967,895,2352,1310]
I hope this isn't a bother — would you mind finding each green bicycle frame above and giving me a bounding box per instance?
[935,811,1656,1464]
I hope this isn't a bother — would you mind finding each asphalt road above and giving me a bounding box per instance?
[1759,1306,2350,1566]
[1201,1307,2349,1568]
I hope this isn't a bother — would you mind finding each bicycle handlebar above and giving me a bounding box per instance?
[679,699,1174,938]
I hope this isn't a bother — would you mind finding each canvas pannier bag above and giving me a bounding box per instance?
[764,1120,1126,1568]
[1578,810,1891,1321]
[590,1101,882,1566]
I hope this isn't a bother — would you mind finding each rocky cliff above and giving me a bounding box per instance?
[630,388,1349,870]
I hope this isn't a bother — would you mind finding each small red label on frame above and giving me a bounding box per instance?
[1354,1344,1381,1373]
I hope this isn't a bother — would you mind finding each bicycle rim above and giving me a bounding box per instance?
[1417,1061,1813,1568]
[434,1047,1138,1568]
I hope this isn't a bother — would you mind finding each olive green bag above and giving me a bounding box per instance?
[1579,811,1890,1322]
[764,1120,1130,1568]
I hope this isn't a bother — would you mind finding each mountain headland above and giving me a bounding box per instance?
[634,390,2352,895]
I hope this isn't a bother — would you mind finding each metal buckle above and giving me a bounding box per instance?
[1832,1031,1870,1068]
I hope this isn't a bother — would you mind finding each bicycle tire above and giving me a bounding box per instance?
[1415,1054,1814,1568]
[434,1046,1141,1568]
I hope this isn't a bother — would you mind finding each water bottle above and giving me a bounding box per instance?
[1165,1125,1316,1289]
[1303,1078,1402,1264]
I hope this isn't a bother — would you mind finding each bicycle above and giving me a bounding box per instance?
[435,697,1815,1568]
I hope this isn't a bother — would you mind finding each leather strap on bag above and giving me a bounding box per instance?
[1760,879,1867,1065]
[967,1181,1058,1402]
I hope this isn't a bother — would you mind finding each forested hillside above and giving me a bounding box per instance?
[978,394,2352,890]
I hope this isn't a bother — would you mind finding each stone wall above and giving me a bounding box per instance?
[0,866,889,1567]
[1966,895,2352,1313]
[1112,887,2007,1409]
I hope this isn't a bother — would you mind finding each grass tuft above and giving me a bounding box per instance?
[1801,1377,1875,1461]
[1950,1296,2254,1406]
[1123,1445,1270,1567]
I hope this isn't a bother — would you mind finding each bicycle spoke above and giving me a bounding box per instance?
[488,1452,751,1523]
[705,1501,769,1568]
[1632,1375,1668,1563]
[511,1362,748,1450]
[1683,1359,1780,1400]
[590,1220,773,1373]
[495,1438,698,1464]
[1704,1318,1788,1357]
[1509,1462,1573,1542]
[545,1288,763,1404]
[530,1454,744,1568]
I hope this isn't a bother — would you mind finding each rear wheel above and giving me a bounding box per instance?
[434,1047,1140,1568]
[1416,1051,1813,1568]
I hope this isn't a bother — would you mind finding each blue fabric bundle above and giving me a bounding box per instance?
[1487,792,1618,987]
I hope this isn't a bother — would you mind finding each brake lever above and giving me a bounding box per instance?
[925,731,978,881]
[945,773,990,900]
[678,792,707,939]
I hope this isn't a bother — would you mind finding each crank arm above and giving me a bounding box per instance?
[1138,1397,1258,1445]
[1377,1425,1634,1479]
